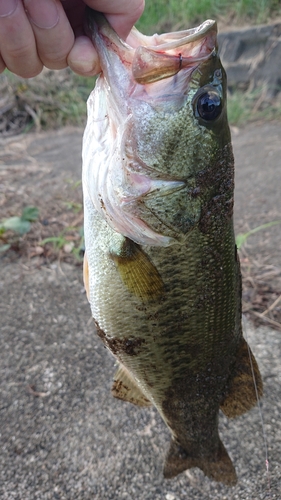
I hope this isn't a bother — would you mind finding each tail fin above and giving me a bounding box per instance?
[220,338,263,418]
[163,439,237,485]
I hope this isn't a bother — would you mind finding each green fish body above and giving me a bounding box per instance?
[82,9,263,485]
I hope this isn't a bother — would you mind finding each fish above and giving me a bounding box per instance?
[82,9,263,485]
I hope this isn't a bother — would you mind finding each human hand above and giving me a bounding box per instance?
[0,0,144,78]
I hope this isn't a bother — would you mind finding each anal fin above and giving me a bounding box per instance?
[112,364,151,407]
[220,338,263,418]
[163,438,237,486]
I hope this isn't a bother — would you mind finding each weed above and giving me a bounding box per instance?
[137,0,280,33]
[41,226,84,261]
[0,69,95,135]
[227,88,281,125]
[0,206,39,252]
[66,179,82,189]
[40,235,67,250]
[63,201,83,213]
[236,220,281,249]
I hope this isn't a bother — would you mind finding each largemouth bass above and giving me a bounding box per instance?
[82,9,263,485]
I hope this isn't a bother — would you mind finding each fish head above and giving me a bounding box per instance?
[83,10,233,246]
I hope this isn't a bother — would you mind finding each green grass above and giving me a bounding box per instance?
[137,0,280,33]
[0,206,39,253]
[227,88,281,125]
[1,70,95,133]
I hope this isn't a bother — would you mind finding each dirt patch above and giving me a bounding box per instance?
[240,251,281,331]
[0,128,84,264]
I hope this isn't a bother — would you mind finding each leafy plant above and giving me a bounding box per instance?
[63,201,83,213]
[0,206,39,252]
[40,235,67,250]
[41,226,84,261]
[71,226,85,261]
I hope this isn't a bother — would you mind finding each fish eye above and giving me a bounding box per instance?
[195,90,222,121]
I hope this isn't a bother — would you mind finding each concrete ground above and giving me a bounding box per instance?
[0,123,281,499]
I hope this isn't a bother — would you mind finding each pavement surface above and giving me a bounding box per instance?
[1,123,281,499]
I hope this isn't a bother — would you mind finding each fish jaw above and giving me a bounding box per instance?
[83,9,223,246]
[85,9,217,88]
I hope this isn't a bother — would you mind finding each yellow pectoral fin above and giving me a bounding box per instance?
[83,252,90,301]
[109,236,164,302]
[112,364,151,407]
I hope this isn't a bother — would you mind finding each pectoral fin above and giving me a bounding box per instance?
[163,438,237,485]
[112,364,151,407]
[220,338,263,418]
[109,236,164,302]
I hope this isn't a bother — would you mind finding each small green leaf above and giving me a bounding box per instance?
[40,236,66,249]
[72,179,82,189]
[236,220,281,249]
[0,243,11,253]
[21,206,39,222]
[63,201,82,213]
[3,217,30,235]
[235,233,247,250]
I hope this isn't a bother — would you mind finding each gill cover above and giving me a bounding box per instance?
[83,10,219,246]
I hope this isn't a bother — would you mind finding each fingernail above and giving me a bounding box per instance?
[0,0,18,17]
[24,0,59,29]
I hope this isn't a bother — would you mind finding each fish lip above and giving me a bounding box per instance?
[85,7,217,52]
[142,20,217,52]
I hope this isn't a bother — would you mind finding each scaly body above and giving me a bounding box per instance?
[82,9,262,484]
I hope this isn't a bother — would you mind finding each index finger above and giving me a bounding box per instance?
[84,0,145,39]
[0,0,42,77]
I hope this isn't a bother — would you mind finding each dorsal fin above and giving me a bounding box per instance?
[220,338,263,418]
[112,364,151,407]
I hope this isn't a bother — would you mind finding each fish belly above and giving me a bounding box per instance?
[84,190,260,484]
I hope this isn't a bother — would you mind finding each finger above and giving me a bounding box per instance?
[84,0,145,39]
[0,0,43,78]
[64,0,144,77]
[23,0,74,70]
[0,53,6,74]
[67,35,100,76]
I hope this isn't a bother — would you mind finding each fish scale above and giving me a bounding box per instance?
[82,8,263,485]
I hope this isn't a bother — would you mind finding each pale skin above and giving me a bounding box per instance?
[0,0,145,77]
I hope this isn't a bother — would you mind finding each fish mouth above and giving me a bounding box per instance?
[85,8,217,85]
[130,21,217,84]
